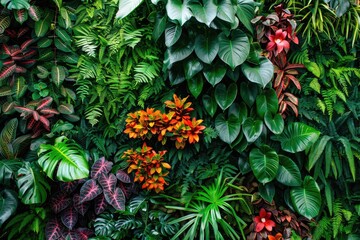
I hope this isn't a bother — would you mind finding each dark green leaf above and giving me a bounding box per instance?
[59,7,71,28]
[264,112,284,134]
[55,28,72,44]
[339,137,355,181]
[165,22,182,47]
[215,104,242,144]
[0,159,22,186]
[153,13,167,42]
[190,0,217,26]
[236,0,257,33]
[242,117,263,142]
[0,189,18,228]
[241,58,274,88]
[256,88,278,118]
[166,0,192,25]
[51,65,66,87]
[195,34,219,64]
[216,0,235,23]
[307,135,332,171]
[240,81,259,107]
[187,75,203,98]
[214,82,237,110]
[203,64,226,86]
[54,38,72,52]
[276,155,302,187]
[167,40,194,65]
[184,58,203,80]
[37,38,52,48]
[249,145,279,184]
[35,17,50,37]
[259,182,275,203]
[202,94,217,117]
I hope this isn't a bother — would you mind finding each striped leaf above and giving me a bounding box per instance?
[55,27,71,43]
[58,103,74,114]
[51,65,66,87]
[0,15,10,34]
[37,96,53,110]
[35,17,50,37]
[54,38,72,52]
[14,9,28,24]
[60,7,71,29]
[0,65,16,80]
[0,86,13,96]
[28,5,41,21]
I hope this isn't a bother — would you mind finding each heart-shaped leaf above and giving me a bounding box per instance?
[98,173,117,193]
[167,40,195,65]
[217,0,236,23]
[236,0,256,33]
[218,29,250,70]
[215,83,237,110]
[185,58,203,80]
[240,81,259,107]
[166,0,193,25]
[231,131,248,153]
[264,112,284,134]
[290,176,321,219]
[61,207,78,230]
[241,58,274,88]
[73,194,90,216]
[187,75,203,98]
[91,157,113,180]
[215,103,243,144]
[273,122,320,153]
[249,145,279,184]
[190,0,217,26]
[79,179,102,202]
[259,182,275,203]
[256,89,278,118]
[94,194,108,215]
[50,191,71,213]
[202,94,218,117]
[165,22,182,47]
[45,218,63,240]
[0,189,17,228]
[195,34,219,64]
[242,117,263,143]
[104,188,126,211]
[203,64,226,86]
[276,155,302,187]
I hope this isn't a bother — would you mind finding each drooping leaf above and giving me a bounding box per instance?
[94,194,108,215]
[61,207,78,230]
[167,40,195,65]
[249,145,279,184]
[215,103,243,144]
[91,157,113,179]
[165,22,182,47]
[103,188,126,211]
[190,0,217,26]
[241,58,274,88]
[98,173,117,193]
[0,189,18,228]
[187,75,203,98]
[17,162,50,204]
[115,0,144,19]
[273,123,320,153]
[202,94,218,117]
[214,83,237,110]
[307,135,332,171]
[45,218,63,240]
[166,0,193,26]
[203,63,226,86]
[290,176,321,219]
[255,89,278,118]
[264,112,284,134]
[236,0,257,33]
[339,137,355,181]
[0,159,22,186]
[153,13,167,42]
[79,179,102,202]
[218,29,250,70]
[51,65,66,87]
[116,170,131,183]
[73,194,90,216]
[242,117,263,143]
[50,191,71,213]
[276,155,302,187]
[195,34,219,64]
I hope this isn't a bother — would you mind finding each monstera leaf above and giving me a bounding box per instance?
[0,189,18,228]
[249,146,279,184]
[38,136,89,181]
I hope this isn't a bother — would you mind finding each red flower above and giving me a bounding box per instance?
[266,29,290,56]
[254,208,276,232]
[268,233,283,240]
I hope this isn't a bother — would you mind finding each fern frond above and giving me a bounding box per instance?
[85,105,103,126]
[75,78,92,101]
[289,47,310,64]
[332,200,343,238]
[134,62,158,84]
[312,216,332,240]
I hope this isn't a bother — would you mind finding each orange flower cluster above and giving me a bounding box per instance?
[124,94,205,149]
[123,143,171,193]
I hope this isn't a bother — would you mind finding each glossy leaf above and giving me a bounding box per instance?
[276,155,302,187]
[51,65,66,87]
[153,13,167,42]
[307,135,332,171]
[264,112,284,134]
[0,159,22,186]
[203,64,226,86]
[202,94,218,117]
[167,40,194,65]
[50,191,71,213]
[236,0,256,33]
[98,173,117,193]
[273,123,320,153]
[255,89,278,118]
[35,17,50,37]
[185,58,203,80]
[218,29,249,70]
[166,0,193,25]
[0,189,18,228]
[290,176,321,219]
[14,9,28,24]
[249,146,279,184]
[79,179,102,202]
[190,0,217,26]
[94,194,108,215]
[242,117,263,143]
[240,82,259,107]
[195,34,219,64]
[259,182,275,203]
[116,169,131,183]
[216,0,235,23]
[115,0,144,19]
[165,22,182,47]
[215,103,243,144]
[45,218,63,240]
[187,75,203,98]
[61,207,78,230]
[91,157,113,179]
[104,188,126,211]
[214,83,237,110]
[241,58,274,88]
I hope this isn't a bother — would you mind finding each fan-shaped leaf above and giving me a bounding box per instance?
[218,29,250,70]
[104,188,125,211]
[215,83,237,110]
[249,146,279,184]
[50,191,71,213]
[242,117,263,143]
[195,34,219,64]
[45,218,63,240]
[115,0,144,19]
[98,173,117,192]
[37,136,89,181]
[0,160,22,185]
[73,194,90,216]
[116,170,131,183]
[91,157,113,179]
[79,179,102,202]
[165,22,182,47]
[0,189,18,228]
[290,176,321,219]
[61,207,78,230]
[94,194,108,215]
[276,155,302,187]
[166,0,193,25]
[241,58,274,88]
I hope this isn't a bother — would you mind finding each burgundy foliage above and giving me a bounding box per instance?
[61,207,78,230]
[90,157,113,179]
[116,169,131,183]
[50,192,72,214]
[94,194,108,215]
[103,187,126,211]
[79,179,102,202]
[98,173,117,192]
[73,194,90,216]
[45,218,63,240]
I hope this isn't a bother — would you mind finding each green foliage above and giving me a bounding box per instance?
[0,189,17,228]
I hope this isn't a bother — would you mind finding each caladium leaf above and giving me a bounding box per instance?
[104,188,125,211]
[50,191,71,213]
[45,218,63,240]
[73,194,90,216]
[91,157,113,179]
[79,179,102,202]
[60,179,83,193]
[61,207,78,230]
[98,173,117,192]
[116,170,131,183]
[94,194,108,215]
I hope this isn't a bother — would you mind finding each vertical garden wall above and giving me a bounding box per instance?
[0,0,359,239]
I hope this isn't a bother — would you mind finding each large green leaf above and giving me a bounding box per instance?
[290,176,321,219]
[236,0,257,33]
[276,155,302,187]
[339,137,355,181]
[187,75,203,98]
[195,34,219,64]
[255,88,278,118]
[115,0,144,19]
[51,65,66,87]
[0,0,30,10]
[202,94,217,117]
[153,13,167,42]
[165,22,182,47]
[216,0,236,23]
[241,58,274,88]
[273,122,320,153]
[215,104,243,144]
[203,64,226,86]
[167,40,195,65]
[17,162,50,204]
[214,83,237,110]
[185,58,203,80]
[307,135,332,171]
[249,145,279,184]
[190,0,217,26]
[0,159,22,186]
[0,189,18,228]
[218,30,250,70]
[166,0,193,25]
[264,112,284,134]
[240,81,259,107]
[37,136,89,181]
[242,117,263,143]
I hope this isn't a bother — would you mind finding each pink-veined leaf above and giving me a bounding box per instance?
[32,110,40,121]
[21,39,34,50]
[60,179,85,193]
[77,228,94,240]
[45,218,63,240]
[79,179,102,203]
[94,194,108,215]
[0,65,16,80]
[17,27,29,38]
[10,46,21,57]
[15,66,27,73]
[14,9,28,24]
[3,60,14,66]
[119,182,130,198]
[2,44,11,55]
[61,207,78,230]
[20,59,36,67]
[104,188,125,211]
[39,116,50,131]
[14,106,33,115]
[50,191,71,213]
[98,173,117,193]
[28,5,41,21]
[40,108,60,115]
[116,169,131,183]
[73,194,90,216]
[36,96,53,110]
[64,230,80,240]
[90,157,113,179]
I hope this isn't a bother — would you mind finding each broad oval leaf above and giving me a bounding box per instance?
[273,122,320,153]
[187,75,203,98]
[203,64,226,86]
[98,173,117,193]
[50,191,71,213]
[264,112,284,134]
[116,170,131,183]
[255,89,278,118]
[58,103,74,115]
[214,82,237,110]
[61,207,78,230]
[165,22,182,47]
[91,157,113,179]
[190,0,217,26]
[290,176,321,219]
[167,40,195,65]
[104,188,126,211]
[0,189,17,228]
[259,182,275,203]
[79,179,102,202]
[218,29,250,70]
[195,34,219,64]
[185,58,203,80]
[14,9,28,24]
[51,65,66,87]
[215,104,242,144]
[115,0,144,19]
[28,5,41,21]
[240,81,259,107]
[153,13,167,42]
[249,146,279,184]
[217,0,235,23]
[202,94,218,117]
[166,0,193,25]
[35,18,50,37]
[45,218,63,240]
[241,58,274,88]
[276,155,302,187]
[242,117,263,143]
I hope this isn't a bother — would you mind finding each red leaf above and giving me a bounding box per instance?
[94,194,108,215]
[0,65,16,80]
[14,106,33,116]
[77,228,94,240]
[73,194,90,216]
[50,192,71,214]
[32,110,40,121]
[46,218,63,240]
[79,179,102,202]
[103,188,125,211]
[116,169,131,183]
[31,128,43,138]
[284,92,298,105]
[21,39,35,50]
[20,59,36,67]
[98,173,117,193]
[61,207,78,230]
[2,44,11,55]
[3,60,15,66]
[91,157,113,179]
[274,70,284,88]
[285,63,304,69]
[286,74,301,90]
[36,96,53,110]
[40,108,60,115]
[39,116,50,131]
[17,27,29,38]
[15,66,27,73]
[285,101,298,116]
